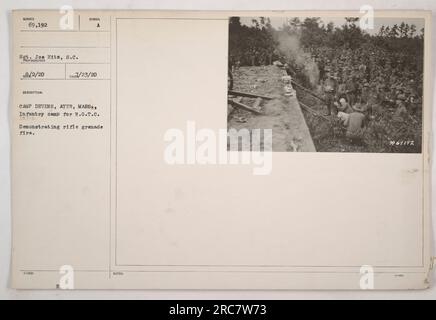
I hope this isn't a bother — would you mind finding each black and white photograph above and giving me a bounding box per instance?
[228,16,425,153]
[2,2,435,300]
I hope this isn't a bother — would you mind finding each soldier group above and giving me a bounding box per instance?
[312,45,422,143]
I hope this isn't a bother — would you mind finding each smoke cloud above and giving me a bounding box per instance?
[277,33,320,87]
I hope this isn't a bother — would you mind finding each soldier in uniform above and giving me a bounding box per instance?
[346,103,367,145]
[360,82,371,104]
[318,58,326,85]
[345,74,358,107]
[367,83,383,117]
[394,91,408,118]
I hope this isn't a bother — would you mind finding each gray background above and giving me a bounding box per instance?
[0,0,435,299]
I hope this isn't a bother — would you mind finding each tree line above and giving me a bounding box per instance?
[228,16,424,67]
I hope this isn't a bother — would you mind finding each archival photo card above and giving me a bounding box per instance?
[10,10,432,290]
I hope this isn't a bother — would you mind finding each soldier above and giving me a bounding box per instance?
[394,90,408,118]
[337,73,348,100]
[406,85,419,115]
[346,103,367,145]
[345,74,358,107]
[337,97,353,113]
[360,82,371,104]
[318,58,326,85]
[367,83,383,117]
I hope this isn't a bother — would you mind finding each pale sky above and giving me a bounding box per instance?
[239,17,425,35]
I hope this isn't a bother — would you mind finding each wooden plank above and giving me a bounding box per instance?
[228,90,273,100]
[227,97,241,120]
[228,99,263,115]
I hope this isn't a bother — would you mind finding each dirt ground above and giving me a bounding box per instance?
[228,66,316,152]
